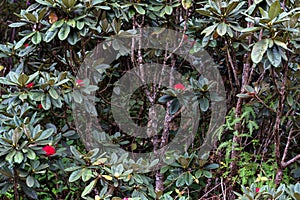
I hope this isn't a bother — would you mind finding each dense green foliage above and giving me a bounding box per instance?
[0,0,299,199]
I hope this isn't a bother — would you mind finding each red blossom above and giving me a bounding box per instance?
[76,79,85,87]
[38,104,43,109]
[42,145,56,156]
[24,43,29,47]
[183,34,188,41]
[256,188,260,193]
[174,83,185,90]
[122,198,129,200]
[25,82,34,88]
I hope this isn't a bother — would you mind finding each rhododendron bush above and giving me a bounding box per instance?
[0,0,299,199]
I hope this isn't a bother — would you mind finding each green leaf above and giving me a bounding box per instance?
[15,35,30,50]
[236,93,252,98]
[244,85,255,93]
[41,94,51,110]
[204,163,219,170]
[73,90,83,104]
[254,0,263,4]
[259,7,269,18]
[176,176,185,187]
[62,0,77,8]
[26,176,35,187]
[184,173,193,186]
[38,7,47,21]
[165,5,173,15]
[251,39,269,63]
[226,0,240,15]
[269,0,281,19]
[6,150,16,163]
[25,13,37,22]
[9,22,27,28]
[58,24,71,41]
[133,5,145,15]
[201,23,218,37]
[267,46,281,67]
[158,95,173,103]
[91,0,105,6]
[31,32,42,45]
[182,0,192,10]
[27,149,36,160]
[240,27,261,33]
[67,19,76,28]
[12,128,22,146]
[217,23,227,36]
[203,170,212,178]
[18,74,29,86]
[14,151,24,164]
[170,99,180,114]
[76,21,85,30]
[287,94,293,106]
[44,29,58,43]
[35,0,52,6]
[274,40,288,50]
[21,185,38,199]
[81,179,98,197]
[67,32,79,45]
[69,169,83,182]
[196,9,212,17]
[81,169,94,182]
[35,128,54,141]
[49,88,59,99]
[199,98,209,112]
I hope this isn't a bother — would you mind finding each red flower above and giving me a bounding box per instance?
[183,34,188,41]
[25,82,34,88]
[76,79,85,87]
[42,145,56,156]
[122,198,129,200]
[256,188,260,193]
[38,104,43,109]
[24,43,29,48]
[174,83,185,90]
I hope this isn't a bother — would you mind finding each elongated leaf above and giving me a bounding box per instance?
[49,88,59,99]
[58,24,70,41]
[76,21,84,30]
[196,9,212,17]
[9,22,27,28]
[182,0,193,10]
[31,31,42,44]
[267,46,281,67]
[274,40,288,50]
[199,97,209,112]
[269,0,281,19]
[251,39,269,63]
[81,179,98,197]
[134,5,145,15]
[165,5,173,15]
[18,74,29,86]
[226,0,239,15]
[26,176,35,187]
[217,23,227,36]
[241,27,261,33]
[41,94,51,110]
[69,169,83,182]
[170,99,180,114]
[201,23,218,37]
[62,0,76,8]
[254,0,263,4]
[14,151,24,164]
[15,36,30,50]
[44,29,58,43]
